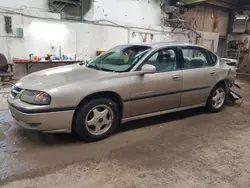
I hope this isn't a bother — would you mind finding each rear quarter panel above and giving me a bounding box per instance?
[180,62,229,107]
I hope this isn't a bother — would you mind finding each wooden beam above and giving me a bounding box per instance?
[206,0,241,10]
[242,5,250,10]
[184,0,207,5]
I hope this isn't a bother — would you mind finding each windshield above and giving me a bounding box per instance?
[86,45,151,72]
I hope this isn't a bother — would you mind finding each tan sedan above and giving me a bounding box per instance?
[8,43,236,141]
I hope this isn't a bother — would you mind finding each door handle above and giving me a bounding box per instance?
[210,72,216,76]
[172,75,182,80]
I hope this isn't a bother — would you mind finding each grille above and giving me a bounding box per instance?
[10,86,22,98]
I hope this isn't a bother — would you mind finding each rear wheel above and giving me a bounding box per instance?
[74,98,120,142]
[206,84,226,113]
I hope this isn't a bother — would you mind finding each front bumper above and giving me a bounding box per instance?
[8,99,74,133]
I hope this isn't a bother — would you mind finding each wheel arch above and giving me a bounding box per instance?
[206,79,229,102]
[206,79,229,103]
[213,79,230,94]
[72,91,124,130]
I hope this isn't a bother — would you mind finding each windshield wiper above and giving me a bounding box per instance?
[87,64,102,71]
[79,60,89,66]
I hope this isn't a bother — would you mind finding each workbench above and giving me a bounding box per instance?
[13,60,83,74]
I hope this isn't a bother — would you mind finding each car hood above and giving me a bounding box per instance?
[16,64,114,91]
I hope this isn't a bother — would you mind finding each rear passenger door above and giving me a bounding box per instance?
[180,46,218,107]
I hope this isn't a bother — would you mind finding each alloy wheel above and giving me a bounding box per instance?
[212,88,225,109]
[85,105,114,136]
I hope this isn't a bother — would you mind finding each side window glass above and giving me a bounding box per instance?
[209,51,217,65]
[182,48,210,69]
[145,49,177,72]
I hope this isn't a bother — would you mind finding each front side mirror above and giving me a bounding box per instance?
[140,64,156,74]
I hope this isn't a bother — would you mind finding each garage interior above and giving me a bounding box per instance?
[1,0,250,187]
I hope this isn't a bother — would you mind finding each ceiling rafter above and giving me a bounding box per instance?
[184,0,250,10]
[206,0,241,10]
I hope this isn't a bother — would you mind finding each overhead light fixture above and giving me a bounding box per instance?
[233,15,249,34]
[29,21,68,41]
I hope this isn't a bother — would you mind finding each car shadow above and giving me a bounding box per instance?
[117,107,206,133]
[15,128,80,146]
[13,107,206,147]
[14,103,238,147]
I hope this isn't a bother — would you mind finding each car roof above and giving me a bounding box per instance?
[130,42,206,49]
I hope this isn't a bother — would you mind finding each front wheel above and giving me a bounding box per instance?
[206,84,226,113]
[74,98,120,142]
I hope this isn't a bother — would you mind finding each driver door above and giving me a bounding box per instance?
[129,47,183,117]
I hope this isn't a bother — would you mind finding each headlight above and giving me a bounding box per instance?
[20,90,51,105]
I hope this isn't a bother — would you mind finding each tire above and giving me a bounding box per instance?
[74,98,120,142]
[206,84,226,113]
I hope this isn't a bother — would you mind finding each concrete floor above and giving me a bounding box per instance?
[0,86,11,110]
[0,78,250,188]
